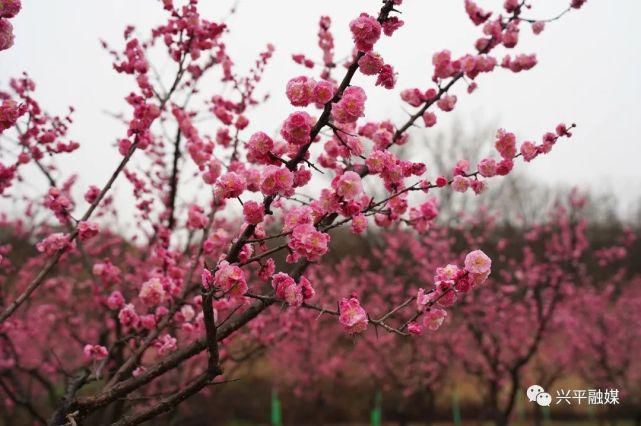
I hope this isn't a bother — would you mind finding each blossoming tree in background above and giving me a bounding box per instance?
[264,196,640,425]
[0,0,592,424]
[266,229,461,425]
[567,280,641,425]
[451,201,590,426]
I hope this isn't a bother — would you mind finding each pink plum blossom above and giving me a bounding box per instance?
[464,249,492,274]
[214,260,248,297]
[382,16,404,36]
[0,18,14,51]
[288,224,330,262]
[312,80,335,104]
[520,141,539,162]
[286,76,316,107]
[331,86,366,124]
[139,277,166,306]
[451,175,470,193]
[437,95,457,112]
[423,308,447,331]
[243,200,265,225]
[339,297,368,334]
[407,322,423,335]
[495,129,517,159]
[465,0,491,25]
[532,21,545,35]
[349,13,381,52]
[187,205,207,229]
[246,131,274,164]
[106,291,125,310]
[358,52,384,75]
[477,158,497,177]
[376,64,396,89]
[0,0,21,18]
[332,171,364,201]
[260,165,294,197]
[155,334,177,356]
[422,111,437,127]
[118,303,140,329]
[36,233,70,255]
[83,344,108,361]
[215,172,246,199]
[78,221,100,240]
[281,111,314,145]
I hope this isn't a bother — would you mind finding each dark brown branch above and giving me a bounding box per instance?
[201,290,223,376]
[72,297,272,414]
[224,1,399,265]
[48,371,89,426]
[166,128,183,230]
[110,372,212,426]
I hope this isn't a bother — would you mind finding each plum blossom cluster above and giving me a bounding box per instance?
[43,187,73,222]
[501,53,537,72]
[349,13,382,52]
[78,221,100,241]
[336,250,492,337]
[410,250,492,334]
[396,3,551,128]
[332,86,367,123]
[139,277,166,306]
[0,75,80,195]
[317,16,335,77]
[153,0,226,62]
[448,124,575,195]
[281,111,315,146]
[350,11,401,89]
[285,76,334,107]
[408,198,439,232]
[0,0,20,51]
[358,50,397,89]
[94,261,122,286]
[35,232,70,256]
[203,260,248,298]
[464,0,492,26]
[432,50,498,82]
[0,97,26,132]
[83,344,109,361]
[291,15,336,75]
[288,224,330,263]
[272,272,315,307]
[266,197,630,422]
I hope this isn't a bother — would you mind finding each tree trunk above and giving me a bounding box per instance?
[487,381,503,426]
[315,391,325,426]
[494,412,509,426]
[498,370,520,426]
[424,390,435,426]
[608,406,618,426]
[533,402,543,426]
[398,404,408,426]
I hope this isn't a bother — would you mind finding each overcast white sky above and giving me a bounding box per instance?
[2,0,641,217]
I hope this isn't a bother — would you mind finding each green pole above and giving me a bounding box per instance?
[271,388,282,426]
[370,390,382,426]
[452,390,462,426]
[587,403,597,421]
[542,404,551,425]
